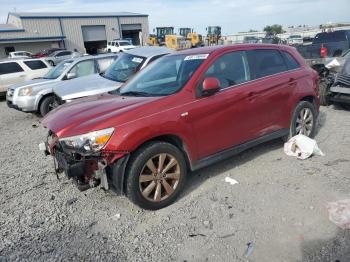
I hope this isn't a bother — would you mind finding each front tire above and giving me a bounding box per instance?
[48,60,55,66]
[290,101,317,138]
[39,95,55,117]
[125,141,187,210]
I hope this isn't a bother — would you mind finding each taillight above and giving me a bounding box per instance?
[320,45,328,58]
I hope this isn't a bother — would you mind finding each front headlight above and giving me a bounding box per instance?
[59,127,114,153]
[18,87,33,96]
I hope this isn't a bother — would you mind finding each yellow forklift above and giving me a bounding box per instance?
[179,28,203,48]
[206,26,221,46]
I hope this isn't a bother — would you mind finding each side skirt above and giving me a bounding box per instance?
[191,129,289,171]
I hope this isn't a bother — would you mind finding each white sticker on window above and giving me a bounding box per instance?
[184,54,209,61]
[132,57,143,63]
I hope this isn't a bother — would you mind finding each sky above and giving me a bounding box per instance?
[0,0,349,35]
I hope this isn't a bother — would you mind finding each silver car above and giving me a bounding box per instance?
[45,50,81,66]
[6,54,117,116]
[53,47,173,104]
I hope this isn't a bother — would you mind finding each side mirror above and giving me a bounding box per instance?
[200,77,220,97]
[66,72,77,80]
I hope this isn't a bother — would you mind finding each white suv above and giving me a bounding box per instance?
[106,40,136,53]
[0,58,51,95]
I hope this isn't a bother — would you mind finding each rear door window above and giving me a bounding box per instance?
[96,57,116,73]
[281,51,300,70]
[57,51,71,57]
[24,60,48,70]
[202,51,251,89]
[69,60,96,77]
[247,49,288,79]
[0,62,24,75]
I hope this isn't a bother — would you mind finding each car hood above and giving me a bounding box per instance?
[9,78,56,90]
[53,74,122,100]
[42,93,161,138]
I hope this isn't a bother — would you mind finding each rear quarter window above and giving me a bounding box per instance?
[281,51,300,70]
[0,62,24,75]
[247,49,288,79]
[24,60,48,70]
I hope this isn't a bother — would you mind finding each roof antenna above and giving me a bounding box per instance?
[13,7,17,12]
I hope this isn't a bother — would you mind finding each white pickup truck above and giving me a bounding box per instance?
[106,40,136,53]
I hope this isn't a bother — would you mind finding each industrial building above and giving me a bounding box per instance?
[0,12,149,58]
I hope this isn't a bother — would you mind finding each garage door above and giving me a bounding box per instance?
[81,25,107,42]
[121,24,142,31]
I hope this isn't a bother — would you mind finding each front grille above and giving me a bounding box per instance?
[335,74,350,87]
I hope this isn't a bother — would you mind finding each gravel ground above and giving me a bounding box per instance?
[1,100,350,262]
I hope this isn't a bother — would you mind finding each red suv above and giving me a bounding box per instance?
[41,44,320,210]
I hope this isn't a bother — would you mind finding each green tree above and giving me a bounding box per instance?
[263,24,284,36]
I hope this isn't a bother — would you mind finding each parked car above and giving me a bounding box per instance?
[297,30,350,60]
[53,47,173,104]
[319,54,350,109]
[0,58,51,95]
[243,36,261,44]
[287,35,303,45]
[6,54,117,116]
[32,48,65,58]
[106,40,136,53]
[8,51,33,58]
[41,44,320,210]
[45,50,81,66]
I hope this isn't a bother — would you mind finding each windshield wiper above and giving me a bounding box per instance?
[119,91,153,97]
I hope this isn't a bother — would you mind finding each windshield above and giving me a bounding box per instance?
[290,35,302,39]
[119,41,131,46]
[43,60,73,79]
[208,27,221,35]
[103,53,145,83]
[117,54,207,97]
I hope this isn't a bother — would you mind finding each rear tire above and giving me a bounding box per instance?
[39,95,55,117]
[125,141,187,210]
[319,80,330,106]
[283,101,317,142]
[48,60,55,66]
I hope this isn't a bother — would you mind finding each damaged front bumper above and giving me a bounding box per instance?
[39,134,129,193]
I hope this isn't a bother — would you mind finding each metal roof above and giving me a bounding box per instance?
[9,12,148,18]
[0,23,23,32]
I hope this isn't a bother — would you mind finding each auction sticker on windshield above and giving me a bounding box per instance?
[132,57,143,63]
[184,54,209,60]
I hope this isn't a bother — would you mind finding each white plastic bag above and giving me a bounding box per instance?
[284,134,324,160]
[327,199,350,229]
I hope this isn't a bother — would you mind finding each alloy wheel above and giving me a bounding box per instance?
[295,108,314,136]
[139,153,180,202]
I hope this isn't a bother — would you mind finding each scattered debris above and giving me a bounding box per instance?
[327,199,350,229]
[189,233,206,237]
[32,123,39,128]
[66,197,78,206]
[111,213,121,221]
[220,233,235,239]
[225,177,239,185]
[284,135,324,160]
[243,242,255,258]
[50,195,55,201]
[325,159,349,166]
